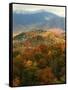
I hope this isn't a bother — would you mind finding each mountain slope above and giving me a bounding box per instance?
[13,11,65,32]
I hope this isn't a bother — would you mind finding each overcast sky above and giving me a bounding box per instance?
[13,4,65,17]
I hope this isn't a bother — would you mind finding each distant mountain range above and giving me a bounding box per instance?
[13,10,65,33]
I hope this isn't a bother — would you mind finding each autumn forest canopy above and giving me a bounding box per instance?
[12,28,66,86]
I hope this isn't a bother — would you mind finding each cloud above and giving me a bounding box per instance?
[13,4,65,17]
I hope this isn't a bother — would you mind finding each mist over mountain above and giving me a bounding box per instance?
[13,10,65,33]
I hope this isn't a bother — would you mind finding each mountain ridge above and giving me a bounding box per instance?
[13,11,65,32]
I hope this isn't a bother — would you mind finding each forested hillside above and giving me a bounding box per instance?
[12,28,66,86]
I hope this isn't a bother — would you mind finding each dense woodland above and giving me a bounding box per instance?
[12,28,66,86]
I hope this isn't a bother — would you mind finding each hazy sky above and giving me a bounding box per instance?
[13,4,65,17]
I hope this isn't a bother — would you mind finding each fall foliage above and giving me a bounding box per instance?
[12,29,66,86]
